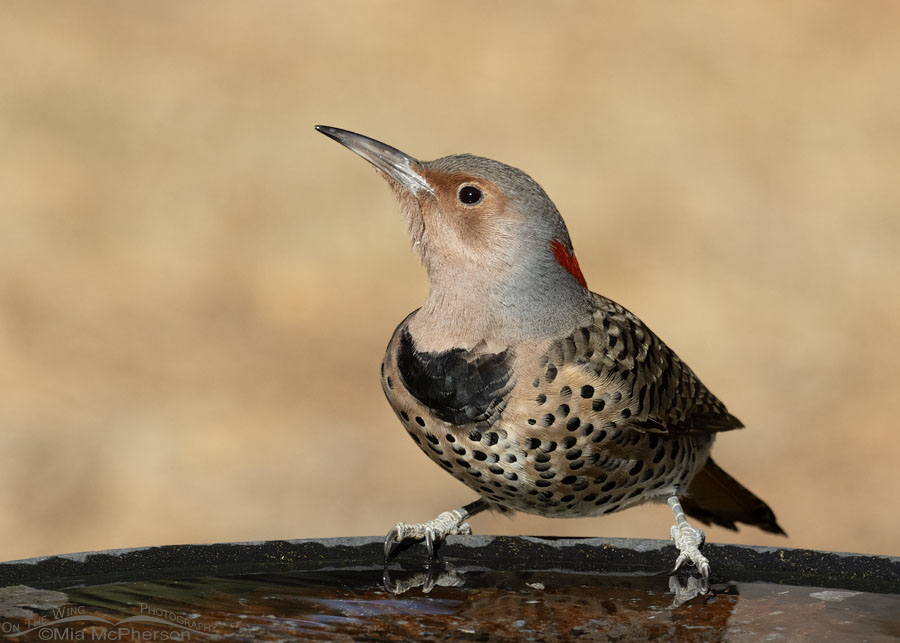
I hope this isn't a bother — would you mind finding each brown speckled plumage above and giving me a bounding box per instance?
[382,292,730,520]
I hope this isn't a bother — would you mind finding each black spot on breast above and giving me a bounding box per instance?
[557,404,570,418]
[566,417,581,431]
[592,399,605,412]
[536,394,547,405]
[473,450,487,461]
[546,365,558,382]
[397,327,513,426]
[581,385,594,398]
[400,411,409,422]
[565,449,583,461]
[541,414,556,427]
[415,416,426,426]
[562,475,577,485]
[561,437,577,449]
[560,386,572,397]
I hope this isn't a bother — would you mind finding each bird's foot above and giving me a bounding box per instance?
[384,499,488,559]
[670,521,709,580]
[667,495,711,582]
[384,509,472,559]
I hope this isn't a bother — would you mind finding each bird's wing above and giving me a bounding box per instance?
[561,294,743,436]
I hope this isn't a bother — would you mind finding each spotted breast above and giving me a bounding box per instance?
[380,294,734,519]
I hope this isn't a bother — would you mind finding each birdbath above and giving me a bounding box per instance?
[0,536,898,640]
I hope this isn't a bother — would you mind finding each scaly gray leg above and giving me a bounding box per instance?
[384,498,488,558]
[668,495,710,581]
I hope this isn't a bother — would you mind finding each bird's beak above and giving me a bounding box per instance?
[316,125,434,196]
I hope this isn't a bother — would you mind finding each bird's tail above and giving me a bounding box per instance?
[681,457,786,535]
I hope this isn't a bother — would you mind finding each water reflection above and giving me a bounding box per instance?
[383,559,710,608]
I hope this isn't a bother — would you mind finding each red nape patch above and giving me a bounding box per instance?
[550,240,588,288]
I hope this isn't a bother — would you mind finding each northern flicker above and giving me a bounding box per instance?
[316,125,785,580]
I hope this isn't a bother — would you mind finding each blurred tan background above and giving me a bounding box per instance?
[0,1,898,562]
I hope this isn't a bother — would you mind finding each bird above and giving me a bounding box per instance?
[316,125,785,580]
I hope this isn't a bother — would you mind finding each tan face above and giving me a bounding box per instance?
[413,169,522,271]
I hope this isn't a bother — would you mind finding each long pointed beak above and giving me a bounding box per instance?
[315,125,434,196]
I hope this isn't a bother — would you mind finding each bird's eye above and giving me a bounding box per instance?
[458,185,483,205]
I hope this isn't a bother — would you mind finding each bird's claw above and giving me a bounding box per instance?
[383,510,473,560]
[670,523,710,581]
[424,528,435,558]
[384,526,403,558]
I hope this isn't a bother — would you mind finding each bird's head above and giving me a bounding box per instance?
[317,126,593,342]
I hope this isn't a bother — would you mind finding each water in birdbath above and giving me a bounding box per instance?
[1,566,898,641]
